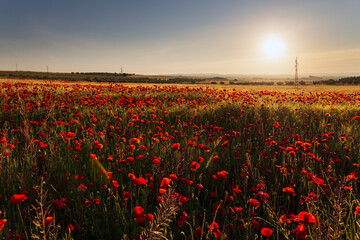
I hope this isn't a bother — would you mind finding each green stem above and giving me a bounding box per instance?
[17,204,29,240]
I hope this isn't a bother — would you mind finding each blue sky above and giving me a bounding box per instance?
[1,0,359,75]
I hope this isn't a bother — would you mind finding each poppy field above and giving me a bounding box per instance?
[1,80,360,239]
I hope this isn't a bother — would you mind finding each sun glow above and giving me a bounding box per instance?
[262,36,285,60]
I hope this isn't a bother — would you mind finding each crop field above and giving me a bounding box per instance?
[1,79,360,239]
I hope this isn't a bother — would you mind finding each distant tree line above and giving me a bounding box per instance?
[313,76,360,85]
[0,71,205,84]
[71,72,135,77]
[229,81,275,85]
[83,77,205,84]
[228,80,306,86]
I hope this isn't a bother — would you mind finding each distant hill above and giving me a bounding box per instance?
[0,70,206,84]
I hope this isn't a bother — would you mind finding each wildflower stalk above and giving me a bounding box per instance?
[141,190,181,239]
[185,221,194,240]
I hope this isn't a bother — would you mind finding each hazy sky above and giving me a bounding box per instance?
[1,0,359,75]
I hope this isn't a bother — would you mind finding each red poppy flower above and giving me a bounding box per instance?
[195,227,204,238]
[94,143,103,150]
[298,211,317,225]
[209,222,222,238]
[172,143,180,150]
[77,184,87,192]
[128,173,136,180]
[160,178,171,188]
[135,216,146,224]
[123,190,131,201]
[0,219,6,230]
[130,138,140,143]
[279,213,297,224]
[133,206,144,218]
[10,194,27,204]
[217,171,228,180]
[178,211,189,227]
[66,224,74,232]
[180,196,189,204]
[261,228,273,238]
[346,173,357,182]
[133,177,147,187]
[75,174,84,180]
[152,157,160,165]
[233,187,241,195]
[0,137,8,144]
[255,191,269,202]
[354,206,360,214]
[196,184,204,191]
[15,233,23,239]
[209,222,219,231]
[249,199,260,209]
[252,219,260,229]
[39,142,47,149]
[313,177,326,187]
[45,216,53,226]
[84,200,91,207]
[226,196,234,202]
[273,121,281,129]
[169,174,177,180]
[291,224,308,239]
[283,187,295,197]
[53,198,67,210]
[188,141,197,147]
[159,188,167,194]
[213,156,220,162]
[146,213,154,221]
[190,161,200,171]
[112,180,119,188]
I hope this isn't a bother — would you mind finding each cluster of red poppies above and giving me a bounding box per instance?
[1,81,360,239]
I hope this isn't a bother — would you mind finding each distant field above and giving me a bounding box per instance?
[2,77,360,92]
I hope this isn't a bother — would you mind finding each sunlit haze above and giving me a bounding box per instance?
[262,36,285,60]
[1,0,360,75]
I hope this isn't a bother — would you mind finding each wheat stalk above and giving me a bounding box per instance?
[141,190,181,239]
[31,177,59,240]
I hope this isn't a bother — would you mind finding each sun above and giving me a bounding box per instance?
[262,36,285,59]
